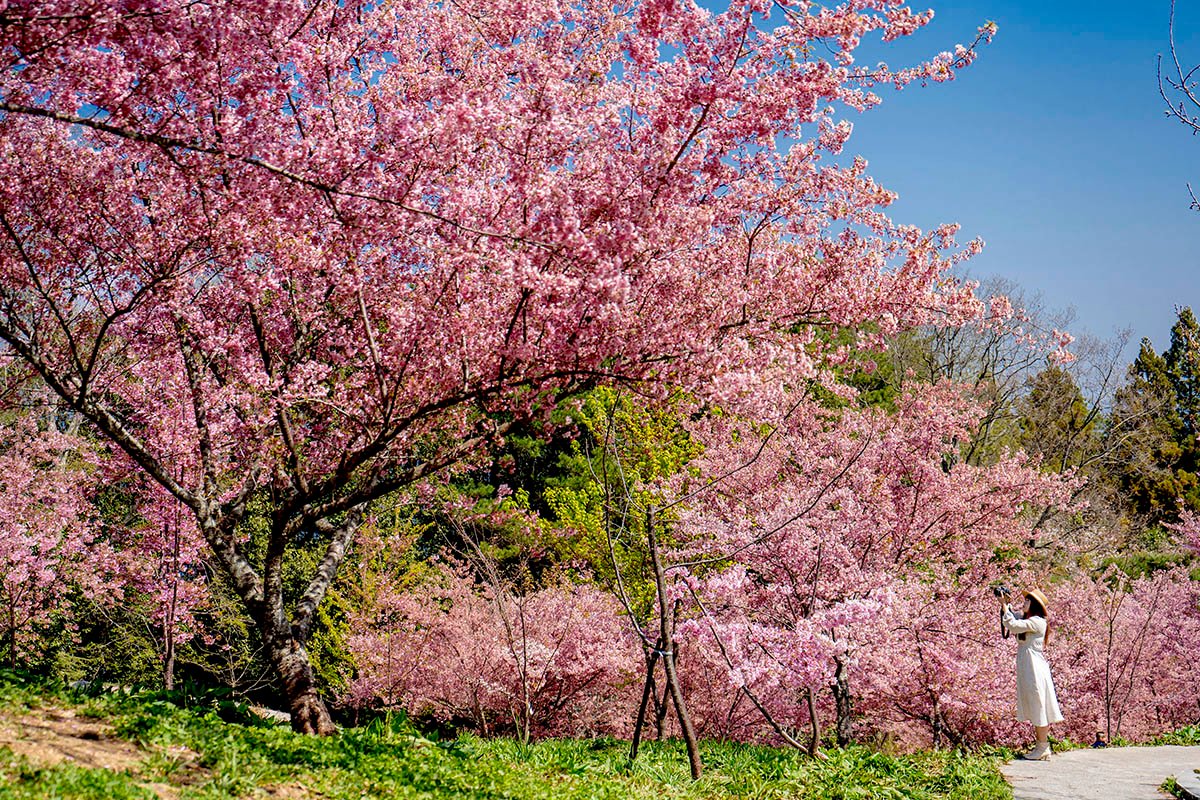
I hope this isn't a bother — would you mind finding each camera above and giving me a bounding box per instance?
[993,585,1015,639]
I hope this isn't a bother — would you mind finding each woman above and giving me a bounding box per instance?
[999,588,1063,760]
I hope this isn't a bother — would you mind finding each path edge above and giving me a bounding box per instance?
[1176,769,1200,800]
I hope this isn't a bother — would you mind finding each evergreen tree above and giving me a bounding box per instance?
[1017,365,1098,473]
[1166,307,1200,440]
[1108,333,1198,522]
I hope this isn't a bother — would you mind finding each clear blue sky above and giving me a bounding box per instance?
[831,1,1199,356]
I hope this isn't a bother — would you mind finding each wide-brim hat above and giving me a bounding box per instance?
[1024,588,1050,615]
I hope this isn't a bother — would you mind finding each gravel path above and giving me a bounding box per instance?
[1001,745,1200,800]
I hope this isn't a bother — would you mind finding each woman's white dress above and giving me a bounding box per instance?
[1002,608,1064,726]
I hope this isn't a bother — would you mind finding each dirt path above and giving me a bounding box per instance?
[1001,745,1200,800]
[0,704,315,799]
[0,705,195,799]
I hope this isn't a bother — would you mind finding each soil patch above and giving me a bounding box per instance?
[0,704,313,799]
[0,705,199,798]
[0,706,149,773]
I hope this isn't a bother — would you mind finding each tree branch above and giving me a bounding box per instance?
[0,103,555,248]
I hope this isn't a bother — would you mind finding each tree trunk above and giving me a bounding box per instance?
[163,618,176,692]
[222,509,360,737]
[832,653,853,746]
[260,507,341,737]
[6,604,15,669]
[163,513,180,692]
[930,697,944,748]
[647,508,702,779]
[268,633,336,735]
[653,674,670,739]
[805,687,823,758]
[661,646,702,779]
[629,642,662,762]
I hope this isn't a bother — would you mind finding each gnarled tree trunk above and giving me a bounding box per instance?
[197,503,363,736]
[267,632,336,735]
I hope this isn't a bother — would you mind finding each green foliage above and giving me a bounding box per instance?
[468,419,580,519]
[35,594,165,688]
[181,570,272,694]
[140,679,262,727]
[1134,525,1175,551]
[1100,550,1192,580]
[0,668,62,710]
[800,326,901,412]
[844,350,902,412]
[1162,775,1184,799]
[543,388,704,618]
[1149,725,1200,746]
[839,334,902,413]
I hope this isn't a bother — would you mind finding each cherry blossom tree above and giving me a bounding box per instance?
[0,415,113,666]
[344,520,640,739]
[0,0,1000,731]
[1053,568,1200,743]
[534,380,1072,756]
[674,382,1075,748]
[117,481,211,691]
[1170,510,1200,554]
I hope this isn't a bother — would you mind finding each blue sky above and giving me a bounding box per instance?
[824,0,1199,356]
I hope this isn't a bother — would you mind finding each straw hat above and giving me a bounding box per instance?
[1024,588,1050,616]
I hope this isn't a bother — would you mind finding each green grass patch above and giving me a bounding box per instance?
[0,673,1013,800]
[0,746,155,800]
[1162,776,1184,799]
[0,669,59,712]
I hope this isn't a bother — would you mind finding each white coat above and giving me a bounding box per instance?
[1002,607,1064,726]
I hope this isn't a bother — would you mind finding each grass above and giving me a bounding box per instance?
[0,747,157,800]
[0,673,1016,800]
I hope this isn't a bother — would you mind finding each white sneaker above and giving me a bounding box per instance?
[1021,742,1051,761]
